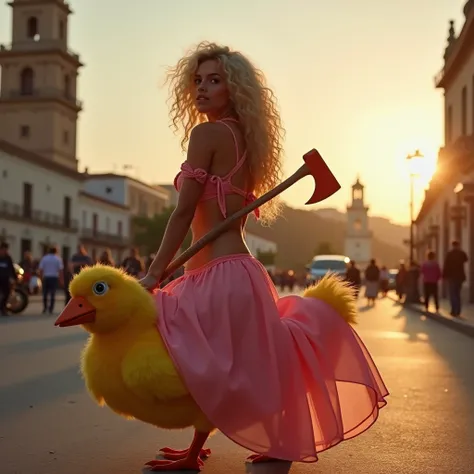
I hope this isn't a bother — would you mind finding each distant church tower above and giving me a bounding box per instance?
[344,177,372,266]
[0,0,83,170]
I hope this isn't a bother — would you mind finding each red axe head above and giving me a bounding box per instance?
[303,149,341,205]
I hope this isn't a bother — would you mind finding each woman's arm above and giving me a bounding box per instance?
[147,123,217,279]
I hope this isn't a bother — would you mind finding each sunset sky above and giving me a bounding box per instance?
[0,0,467,224]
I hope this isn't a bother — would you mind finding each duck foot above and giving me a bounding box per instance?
[246,454,281,463]
[145,457,203,471]
[159,447,211,460]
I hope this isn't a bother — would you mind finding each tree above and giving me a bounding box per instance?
[314,241,335,256]
[256,250,277,267]
[132,207,192,255]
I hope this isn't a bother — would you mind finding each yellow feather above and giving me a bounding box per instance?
[303,273,358,325]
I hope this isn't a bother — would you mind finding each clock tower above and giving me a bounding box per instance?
[344,177,372,266]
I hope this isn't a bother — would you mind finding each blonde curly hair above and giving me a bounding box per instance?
[166,41,285,223]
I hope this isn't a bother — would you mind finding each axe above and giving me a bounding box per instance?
[160,149,340,282]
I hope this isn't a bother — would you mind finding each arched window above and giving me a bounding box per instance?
[26,17,38,39]
[64,74,70,97]
[20,68,34,95]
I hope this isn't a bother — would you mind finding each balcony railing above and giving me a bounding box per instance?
[80,228,129,246]
[0,200,78,231]
[1,88,82,109]
[0,39,81,63]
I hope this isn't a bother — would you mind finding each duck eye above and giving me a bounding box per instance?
[92,281,109,296]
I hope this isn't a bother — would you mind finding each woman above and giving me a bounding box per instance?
[140,42,388,468]
[97,248,115,267]
[364,259,380,306]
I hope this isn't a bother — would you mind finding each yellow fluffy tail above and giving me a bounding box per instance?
[303,273,357,325]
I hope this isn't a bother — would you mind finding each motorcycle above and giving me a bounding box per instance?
[6,286,29,314]
[0,264,30,315]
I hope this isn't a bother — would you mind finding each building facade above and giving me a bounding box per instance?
[415,1,474,302]
[78,191,130,263]
[0,140,82,262]
[344,178,372,267]
[0,1,165,265]
[83,174,170,218]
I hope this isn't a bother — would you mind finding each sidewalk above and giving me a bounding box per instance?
[388,291,474,338]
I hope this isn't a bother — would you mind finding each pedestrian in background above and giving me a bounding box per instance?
[38,246,63,314]
[443,240,468,317]
[421,250,441,312]
[364,259,380,306]
[345,260,361,298]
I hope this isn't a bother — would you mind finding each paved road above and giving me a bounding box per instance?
[1,296,474,473]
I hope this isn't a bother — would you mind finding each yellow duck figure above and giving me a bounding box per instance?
[55,264,357,471]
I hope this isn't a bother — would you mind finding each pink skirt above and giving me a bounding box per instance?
[155,254,388,462]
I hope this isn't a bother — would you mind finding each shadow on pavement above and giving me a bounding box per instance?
[392,300,474,422]
[0,331,87,355]
[0,364,83,422]
[245,461,292,473]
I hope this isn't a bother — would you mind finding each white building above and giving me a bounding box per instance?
[157,184,179,207]
[415,1,474,303]
[0,1,157,265]
[0,140,82,262]
[344,177,372,267]
[83,174,170,218]
[245,231,277,271]
[78,191,130,263]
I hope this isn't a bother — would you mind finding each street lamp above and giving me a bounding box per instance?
[406,149,424,264]
[405,150,423,304]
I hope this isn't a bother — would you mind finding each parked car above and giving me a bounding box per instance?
[306,254,350,286]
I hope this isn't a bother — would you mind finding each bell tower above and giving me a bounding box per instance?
[344,176,372,266]
[0,0,83,170]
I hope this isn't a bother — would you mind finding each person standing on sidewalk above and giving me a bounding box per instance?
[0,242,17,316]
[345,260,362,298]
[421,250,442,312]
[38,246,64,314]
[443,240,468,317]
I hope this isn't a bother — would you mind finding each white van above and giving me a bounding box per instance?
[306,254,350,286]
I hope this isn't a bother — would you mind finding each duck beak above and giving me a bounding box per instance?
[54,297,96,327]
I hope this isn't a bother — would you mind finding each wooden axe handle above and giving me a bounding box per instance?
[160,163,309,282]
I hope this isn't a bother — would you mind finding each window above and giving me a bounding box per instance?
[117,221,123,235]
[106,186,112,194]
[353,219,362,231]
[59,20,64,39]
[92,213,98,235]
[461,86,467,136]
[64,75,70,98]
[22,182,33,218]
[63,130,69,144]
[20,125,30,138]
[26,17,38,39]
[20,68,34,95]
[446,105,453,144]
[63,196,71,228]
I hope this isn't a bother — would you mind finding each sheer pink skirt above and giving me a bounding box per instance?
[155,254,388,462]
